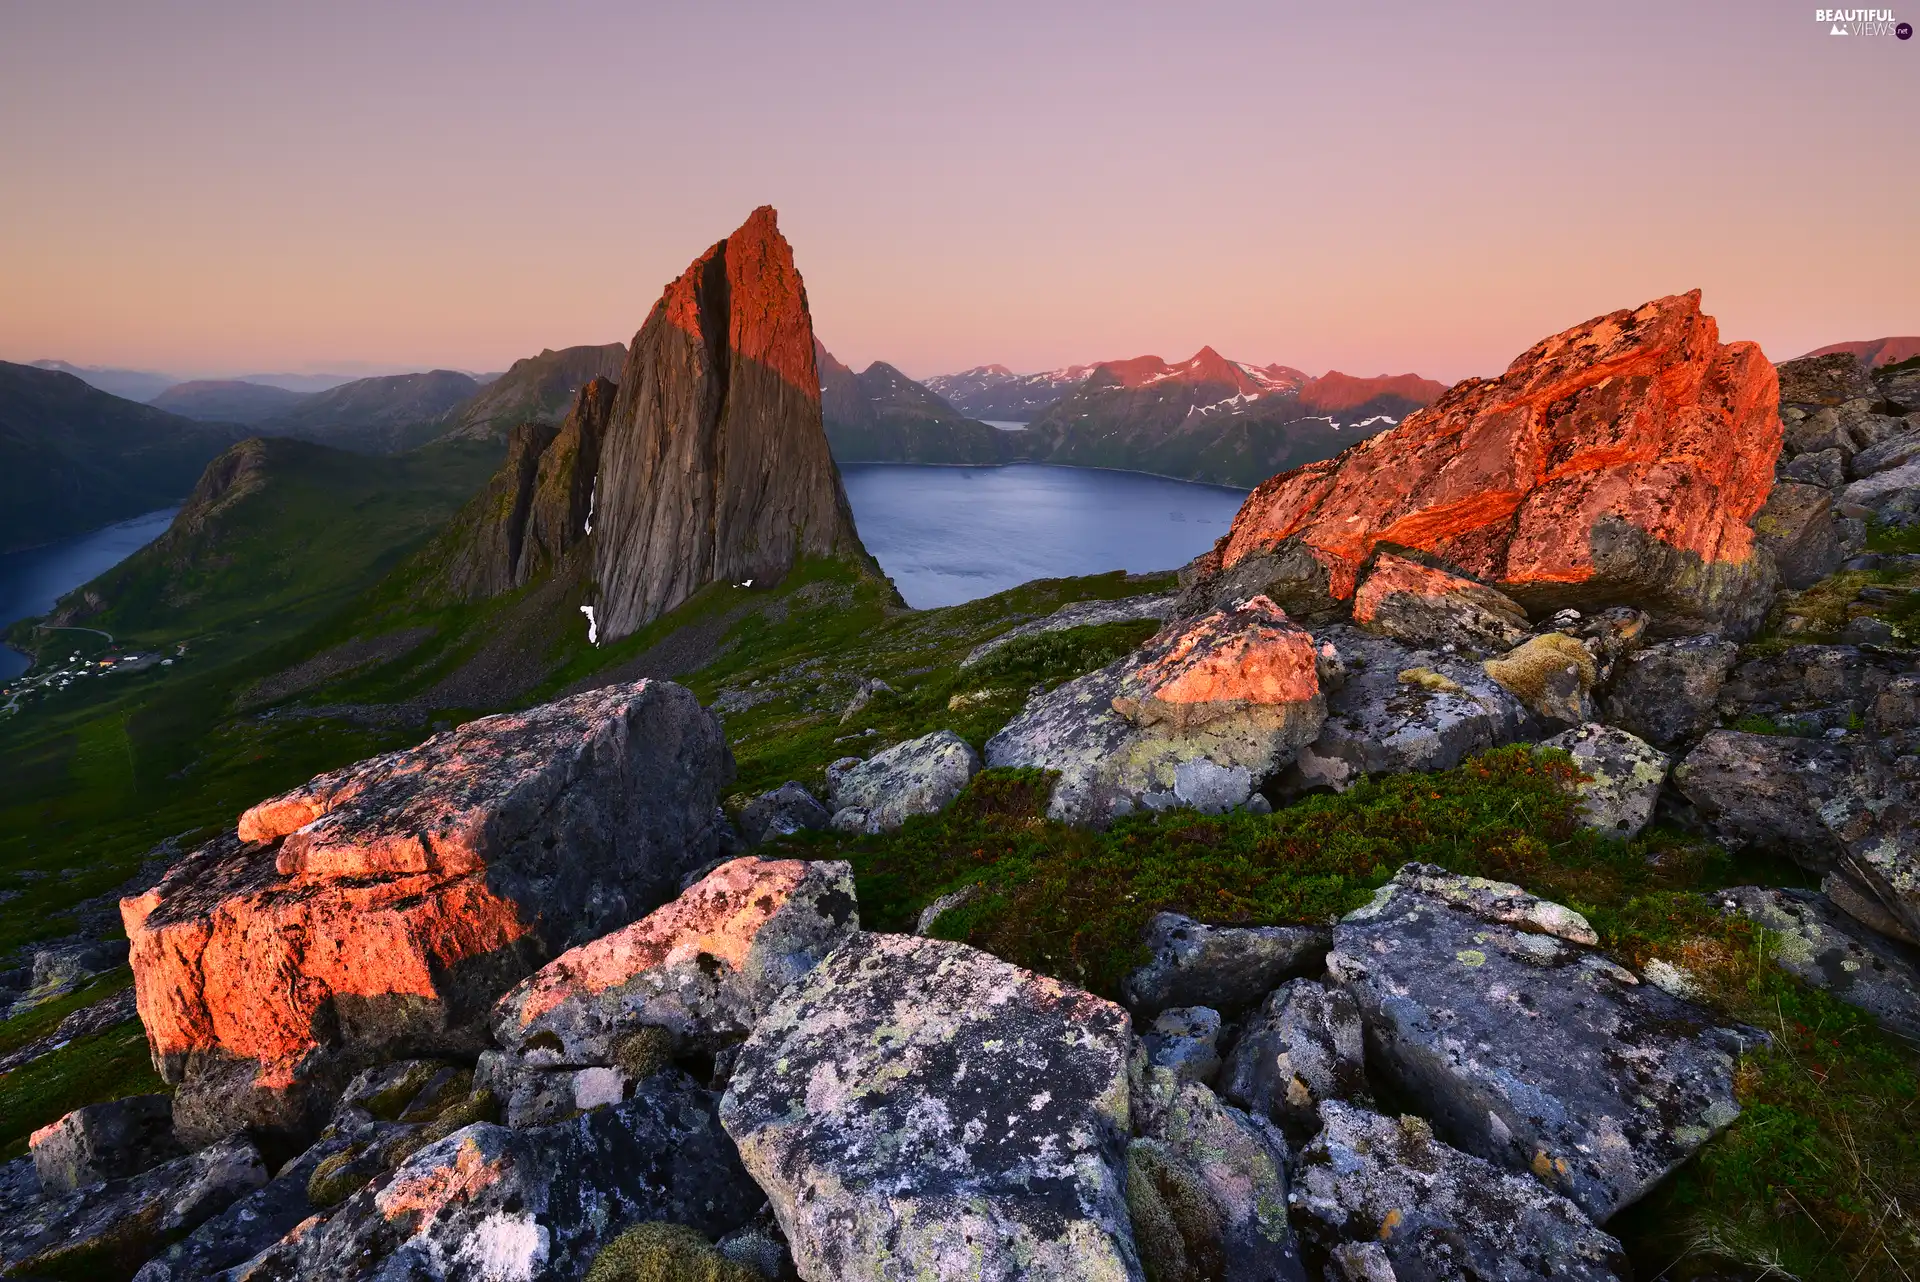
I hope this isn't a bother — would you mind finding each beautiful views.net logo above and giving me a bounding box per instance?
[1815,7,1910,35]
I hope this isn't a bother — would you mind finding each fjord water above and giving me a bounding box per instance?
[839,463,1247,608]
[0,508,176,680]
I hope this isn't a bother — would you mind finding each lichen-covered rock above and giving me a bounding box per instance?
[1755,481,1855,589]
[1327,865,1748,1221]
[1283,625,1536,792]
[827,730,980,834]
[1601,633,1737,746]
[494,857,856,1065]
[1541,723,1669,839]
[245,1071,759,1282]
[1777,351,1878,407]
[1188,291,1781,636]
[1127,1066,1305,1282]
[960,591,1179,669]
[1290,1102,1627,1282]
[1483,632,1597,725]
[1718,886,1920,1042]
[7,938,129,1016]
[1674,730,1893,872]
[1121,911,1330,1018]
[122,679,734,1150]
[130,1133,357,1282]
[1141,1006,1224,1085]
[30,1094,181,1196]
[987,598,1328,824]
[719,933,1142,1282]
[735,782,830,845]
[0,1134,267,1280]
[1217,979,1369,1138]
[1351,552,1530,654]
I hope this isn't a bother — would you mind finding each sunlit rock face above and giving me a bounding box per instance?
[590,205,870,641]
[122,680,732,1149]
[1187,291,1782,636]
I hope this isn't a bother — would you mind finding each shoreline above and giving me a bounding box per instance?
[834,457,1253,496]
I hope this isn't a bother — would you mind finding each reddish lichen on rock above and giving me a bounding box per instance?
[1213,292,1780,627]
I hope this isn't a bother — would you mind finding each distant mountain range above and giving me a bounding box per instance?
[1803,336,1920,368]
[0,361,239,552]
[437,344,627,443]
[27,361,368,400]
[826,346,1444,486]
[924,364,1101,422]
[148,379,313,424]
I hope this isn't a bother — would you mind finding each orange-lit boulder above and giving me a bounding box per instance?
[1186,292,1781,636]
[987,596,1329,824]
[122,680,733,1149]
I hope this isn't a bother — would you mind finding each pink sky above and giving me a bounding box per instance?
[1,1,1914,384]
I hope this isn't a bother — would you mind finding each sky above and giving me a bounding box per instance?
[1,1,1915,384]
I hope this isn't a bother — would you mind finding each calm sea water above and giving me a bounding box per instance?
[840,463,1246,609]
[0,509,176,680]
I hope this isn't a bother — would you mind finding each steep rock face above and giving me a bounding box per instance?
[121,680,732,1148]
[1191,292,1781,635]
[435,377,615,601]
[591,206,870,641]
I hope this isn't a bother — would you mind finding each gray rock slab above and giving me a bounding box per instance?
[1600,633,1737,746]
[131,1133,356,1282]
[1718,886,1920,1042]
[0,1134,267,1279]
[1327,865,1748,1222]
[719,932,1142,1282]
[1218,978,1370,1138]
[736,782,831,844]
[1286,626,1536,792]
[1291,1101,1627,1282]
[1141,1005,1224,1085]
[1121,911,1330,1018]
[30,1093,181,1195]
[828,730,981,834]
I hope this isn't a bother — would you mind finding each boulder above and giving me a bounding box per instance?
[827,730,981,833]
[589,206,873,642]
[0,1134,267,1280]
[493,856,857,1062]
[1852,425,1920,478]
[243,1071,761,1282]
[130,1133,357,1282]
[987,597,1328,825]
[1825,869,1919,947]
[1601,633,1737,746]
[1541,723,1669,839]
[838,677,893,724]
[30,1094,182,1195]
[1781,445,1846,488]
[735,782,831,844]
[8,938,129,1016]
[1884,362,1920,413]
[1718,886,1920,1042]
[1483,632,1597,725]
[1187,291,1782,636]
[959,591,1179,669]
[1327,865,1748,1221]
[1350,552,1530,654]
[1674,730,1885,869]
[1290,1102,1627,1282]
[1282,625,1536,792]
[1777,351,1878,407]
[1842,458,1920,525]
[1140,1005,1224,1085]
[1217,979,1370,1138]
[1128,1064,1306,1282]
[1121,911,1330,1018]
[1754,481,1855,589]
[121,679,733,1149]
[719,933,1141,1281]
